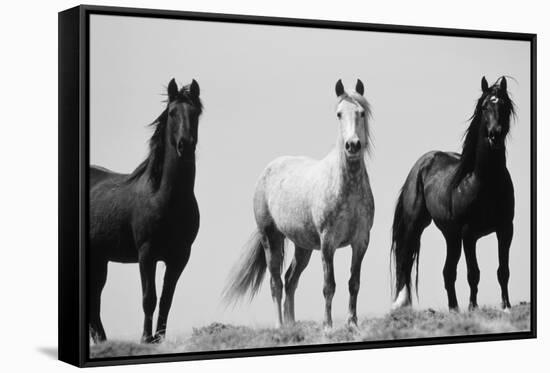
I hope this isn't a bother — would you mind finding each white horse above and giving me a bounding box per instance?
[224,79,374,329]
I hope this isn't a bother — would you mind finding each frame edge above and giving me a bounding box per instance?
[58,5,85,367]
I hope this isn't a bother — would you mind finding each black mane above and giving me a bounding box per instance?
[126,84,203,190]
[450,77,515,189]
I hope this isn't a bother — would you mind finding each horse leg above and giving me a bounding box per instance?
[497,224,513,310]
[321,240,336,330]
[89,259,108,343]
[154,249,191,342]
[443,233,462,311]
[462,231,480,311]
[392,224,428,309]
[348,234,369,327]
[138,246,157,343]
[283,246,312,325]
[261,230,285,328]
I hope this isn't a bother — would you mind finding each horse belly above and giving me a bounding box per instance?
[90,218,138,263]
[273,208,320,250]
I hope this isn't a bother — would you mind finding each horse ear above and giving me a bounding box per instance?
[481,76,489,93]
[500,77,507,91]
[355,79,364,95]
[167,78,178,101]
[335,79,345,97]
[190,79,200,98]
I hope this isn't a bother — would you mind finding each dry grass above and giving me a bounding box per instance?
[90,302,531,358]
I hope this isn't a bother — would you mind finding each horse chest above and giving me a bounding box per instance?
[133,196,200,251]
[451,179,513,235]
[317,182,373,248]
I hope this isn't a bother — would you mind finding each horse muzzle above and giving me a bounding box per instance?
[345,139,362,159]
[487,135,504,150]
[177,139,196,159]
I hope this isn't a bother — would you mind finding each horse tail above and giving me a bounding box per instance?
[223,230,267,304]
[390,157,431,308]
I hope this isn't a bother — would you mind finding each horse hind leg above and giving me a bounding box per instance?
[442,232,462,311]
[391,171,432,310]
[261,229,285,328]
[392,217,431,310]
[283,246,312,325]
[89,259,108,343]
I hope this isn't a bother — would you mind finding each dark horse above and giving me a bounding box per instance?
[89,78,203,343]
[391,76,515,312]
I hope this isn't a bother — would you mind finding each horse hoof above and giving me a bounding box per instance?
[449,306,460,313]
[91,337,106,345]
[151,334,165,344]
[284,320,297,328]
[346,319,360,333]
[347,317,358,327]
[141,335,155,344]
[468,303,478,312]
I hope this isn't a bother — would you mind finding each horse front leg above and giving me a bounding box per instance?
[138,245,157,343]
[462,232,480,311]
[497,224,513,310]
[321,240,336,330]
[348,234,369,327]
[154,249,191,342]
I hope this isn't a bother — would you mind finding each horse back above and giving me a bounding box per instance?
[90,165,121,187]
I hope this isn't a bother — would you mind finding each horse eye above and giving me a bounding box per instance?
[169,109,177,117]
[360,112,365,118]
[337,112,342,119]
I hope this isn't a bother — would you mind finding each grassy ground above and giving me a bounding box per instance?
[90,302,531,358]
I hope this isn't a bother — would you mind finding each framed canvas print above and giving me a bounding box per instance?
[58,5,537,367]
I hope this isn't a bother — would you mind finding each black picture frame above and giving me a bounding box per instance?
[58,4,537,368]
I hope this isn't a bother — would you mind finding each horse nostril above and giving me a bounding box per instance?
[345,140,361,154]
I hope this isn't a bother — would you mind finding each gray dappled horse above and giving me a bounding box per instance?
[225,79,375,330]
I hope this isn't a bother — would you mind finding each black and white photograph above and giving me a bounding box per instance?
[57,4,536,367]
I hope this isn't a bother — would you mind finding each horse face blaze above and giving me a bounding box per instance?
[483,95,505,150]
[338,103,364,159]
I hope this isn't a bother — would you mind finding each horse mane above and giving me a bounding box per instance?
[125,84,203,190]
[450,77,516,189]
[338,91,373,154]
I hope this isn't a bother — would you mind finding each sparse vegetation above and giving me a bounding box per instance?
[90,303,531,358]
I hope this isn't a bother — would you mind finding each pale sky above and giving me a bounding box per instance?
[89,14,531,340]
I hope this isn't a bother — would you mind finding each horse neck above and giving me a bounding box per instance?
[472,136,507,182]
[152,145,196,203]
